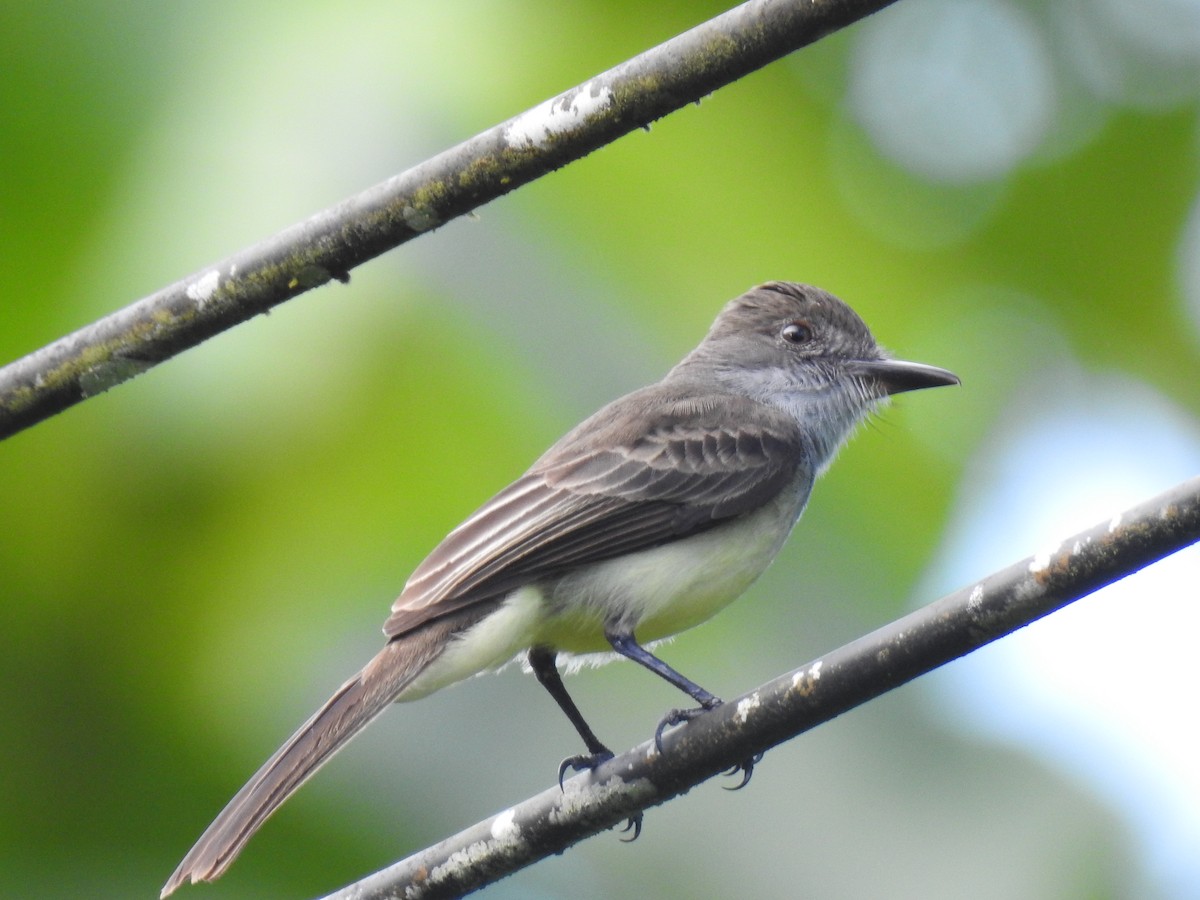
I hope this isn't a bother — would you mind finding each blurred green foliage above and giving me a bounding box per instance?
[2,1,1196,898]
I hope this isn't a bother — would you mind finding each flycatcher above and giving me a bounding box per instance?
[163,281,958,895]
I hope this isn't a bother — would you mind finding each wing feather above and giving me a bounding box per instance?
[383,389,805,638]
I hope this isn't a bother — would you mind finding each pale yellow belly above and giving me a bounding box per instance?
[533,483,807,652]
[397,482,808,700]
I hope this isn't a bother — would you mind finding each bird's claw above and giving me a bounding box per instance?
[618,811,643,841]
[557,750,614,791]
[557,752,642,840]
[653,699,721,752]
[723,751,764,790]
[651,699,762,789]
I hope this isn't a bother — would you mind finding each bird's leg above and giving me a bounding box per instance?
[604,630,720,744]
[529,647,613,779]
[605,629,761,788]
[529,646,642,838]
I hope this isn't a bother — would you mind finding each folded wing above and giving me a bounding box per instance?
[384,390,805,637]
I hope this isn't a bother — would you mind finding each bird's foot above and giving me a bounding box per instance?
[653,700,762,788]
[723,751,765,790]
[557,750,613,790]
[653,697,722,752]
[617,811,643,841]
[557,750,642,839]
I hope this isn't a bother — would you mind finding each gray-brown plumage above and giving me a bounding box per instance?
[162,283,957,896]
[160,608,494,895]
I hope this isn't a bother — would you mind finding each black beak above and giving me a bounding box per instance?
[847,358,960,396]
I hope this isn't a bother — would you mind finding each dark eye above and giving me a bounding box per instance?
[781,321,812,344]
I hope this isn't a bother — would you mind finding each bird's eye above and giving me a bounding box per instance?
[781,321,812,344]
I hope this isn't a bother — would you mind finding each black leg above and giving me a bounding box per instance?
[605,629,761,788]
[528,646,619,786]
[606,629,721,748]
[529,646,611,756]
[605,630,720,708]
[528,646,645,838]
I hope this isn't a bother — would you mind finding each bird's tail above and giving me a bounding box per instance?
[161,624,455,898]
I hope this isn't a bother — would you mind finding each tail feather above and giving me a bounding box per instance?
[161,631,448,897]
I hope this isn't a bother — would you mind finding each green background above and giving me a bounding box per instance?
[2,1,1198,897]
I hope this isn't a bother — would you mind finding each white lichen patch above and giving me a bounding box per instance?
[735,693,761,724]
[967,583,984,612]
[504,82,613,149]
[490,808,519,841]
[425,810,528,890]
[185,269,220,306]
[791,659,823,693]
[550,773,653,825]
[431,838,501,883]
[1029,542,1060,574]
[1109,513,1122,533]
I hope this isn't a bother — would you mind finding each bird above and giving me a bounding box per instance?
[162,281,958,895]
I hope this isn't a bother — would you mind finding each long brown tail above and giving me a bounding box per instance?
[161,627,452,897]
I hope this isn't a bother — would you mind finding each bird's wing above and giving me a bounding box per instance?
[383,390,805,638]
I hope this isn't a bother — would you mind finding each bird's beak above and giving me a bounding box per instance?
[847,358,960,396]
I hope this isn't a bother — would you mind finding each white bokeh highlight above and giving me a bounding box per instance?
[848,0,1055,183]
[1056,0,1200,109]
